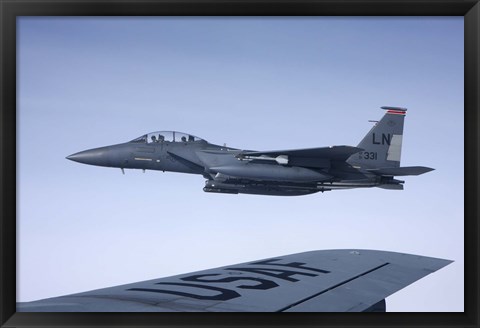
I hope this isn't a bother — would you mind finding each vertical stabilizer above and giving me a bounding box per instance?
[347,107,407,169]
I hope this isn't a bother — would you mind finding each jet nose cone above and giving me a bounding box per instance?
[66,152,88,163]
[66,153,78,161]
[66,148,111,167]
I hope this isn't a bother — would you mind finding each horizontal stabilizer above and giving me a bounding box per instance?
[368,166,434,176]
[239,146,363,161]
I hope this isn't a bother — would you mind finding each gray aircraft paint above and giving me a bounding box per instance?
[16,249,452,312]
[66,107,433,196]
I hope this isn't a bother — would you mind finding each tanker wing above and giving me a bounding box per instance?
[16,249,452,312]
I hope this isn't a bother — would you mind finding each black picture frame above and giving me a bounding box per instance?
[1,1,478,327]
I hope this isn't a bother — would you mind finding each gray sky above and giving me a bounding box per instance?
[17,17,463,312]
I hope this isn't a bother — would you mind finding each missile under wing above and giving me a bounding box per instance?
[17,249,451,312]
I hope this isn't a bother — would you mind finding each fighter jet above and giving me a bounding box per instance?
[17,249,451,312]
[67,106,434,196]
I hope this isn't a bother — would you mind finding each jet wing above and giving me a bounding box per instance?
[237,146,363,168]
[239,146,363,161]
[17,249,451,312]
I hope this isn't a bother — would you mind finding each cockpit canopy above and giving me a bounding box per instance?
[130,131,206,144]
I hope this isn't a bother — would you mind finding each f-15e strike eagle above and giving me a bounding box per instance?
[67,106,433,196]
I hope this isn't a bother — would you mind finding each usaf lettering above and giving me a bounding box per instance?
[127,259,331,301]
